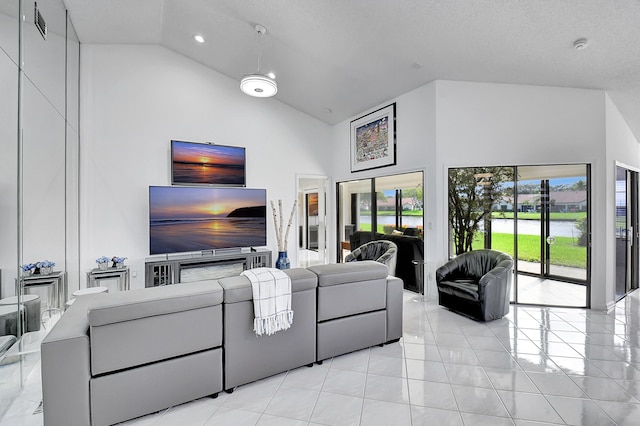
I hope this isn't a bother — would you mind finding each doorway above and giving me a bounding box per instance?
[296,176,329,267]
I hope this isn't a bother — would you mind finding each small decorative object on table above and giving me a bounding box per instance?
[270,199,297,270]
[112,256,127,269]
[96,256,109,271]
[21,263,36,277]
[37,260,55,275]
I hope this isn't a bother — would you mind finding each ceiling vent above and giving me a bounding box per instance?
[34,2,47,40]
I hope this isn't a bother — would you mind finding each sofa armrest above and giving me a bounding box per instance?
[386,276,403,342]
[41,295,102,426]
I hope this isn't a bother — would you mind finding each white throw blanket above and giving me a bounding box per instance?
[241,267,294,336]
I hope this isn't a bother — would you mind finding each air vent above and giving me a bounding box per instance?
[34,2,47,40]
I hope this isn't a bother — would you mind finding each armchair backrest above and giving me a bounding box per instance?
[437,249,513,282]
[345,240,398,276]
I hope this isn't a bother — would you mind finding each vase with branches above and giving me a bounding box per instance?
[270,199,297,269]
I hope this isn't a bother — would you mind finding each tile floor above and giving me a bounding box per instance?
[2,289,640,425]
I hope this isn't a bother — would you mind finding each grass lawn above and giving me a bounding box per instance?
[359,210,424,217]
[492,212,586,221]
[473,232,586,268]
[358,227,586,269]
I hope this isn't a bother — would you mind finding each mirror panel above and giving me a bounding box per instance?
[0,0,20,64]
[21,0,67,116]
[66,12,79,131]
[0,19,19,300]
[21,76,66,275]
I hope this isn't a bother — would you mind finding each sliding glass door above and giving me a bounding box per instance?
[337,171,424,256]
[448,164,590,308]
[615,165,639,301]
[516,165,588,283]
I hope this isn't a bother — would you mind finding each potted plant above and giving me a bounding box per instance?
[96,256,110,270]
[112,256,127,268]
[21,263,36,277]
[37,260,55,275]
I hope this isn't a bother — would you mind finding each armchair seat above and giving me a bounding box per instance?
[436,249,513,321]
[438,279,480,301]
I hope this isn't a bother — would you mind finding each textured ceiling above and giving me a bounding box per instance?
[63,0,640,140]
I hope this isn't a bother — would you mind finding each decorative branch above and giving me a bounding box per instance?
[283,200,297,251]
[278,200,284,250]
[270,200,282,250]
[270,199,297,252]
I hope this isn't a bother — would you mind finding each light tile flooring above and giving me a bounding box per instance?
[514,275,587,308]
[3,290,640,425]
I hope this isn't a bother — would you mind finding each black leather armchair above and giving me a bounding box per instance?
[436,249,513,321]
[345,240,398,276]
[350,231,423,292]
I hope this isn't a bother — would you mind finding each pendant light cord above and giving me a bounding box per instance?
[257,28,262,73]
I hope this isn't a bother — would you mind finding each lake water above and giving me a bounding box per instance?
[359,216,579,238]
[489,219,579,238]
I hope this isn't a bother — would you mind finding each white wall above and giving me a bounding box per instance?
[605,93,640,308]
[334,80,625,309]
[436,81,607,308]
[80,45,331,290]
[331,82,436,294]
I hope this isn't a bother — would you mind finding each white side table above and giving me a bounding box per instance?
[86,267,130,291]
[72,287,109,297]
[67,287,109,311]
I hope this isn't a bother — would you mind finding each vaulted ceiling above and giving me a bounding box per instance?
[64,0,640,140]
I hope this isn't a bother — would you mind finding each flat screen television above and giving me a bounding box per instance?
[171,140,246,186]
[149,186,266,255]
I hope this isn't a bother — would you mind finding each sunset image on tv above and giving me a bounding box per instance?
[171,140,246,185]
[149,186,266,254]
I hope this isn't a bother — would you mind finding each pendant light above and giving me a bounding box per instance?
[240,24,277,98]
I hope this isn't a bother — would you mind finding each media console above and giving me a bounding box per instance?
[145,249,272,288]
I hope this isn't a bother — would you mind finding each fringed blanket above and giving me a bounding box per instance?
[241,267,294,336]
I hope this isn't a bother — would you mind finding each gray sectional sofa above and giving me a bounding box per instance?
[41,260,403,426]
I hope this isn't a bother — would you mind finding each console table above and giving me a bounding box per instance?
[87,267,130,292]
[145,249,272,287]
[18,271,67,311]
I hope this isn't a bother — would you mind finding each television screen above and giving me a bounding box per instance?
[171,140,246,186]
[149,186,266,255]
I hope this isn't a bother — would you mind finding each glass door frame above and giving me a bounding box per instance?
[615,163,639,301]
[447,163,591,309]
[514,164,591,307]
[336,170,424,262]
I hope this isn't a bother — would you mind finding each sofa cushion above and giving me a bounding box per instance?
[218,268,317,303]
[87,280,223,326]
[307,261,388,287]
[88,281,224,376]
[310,262,387,321]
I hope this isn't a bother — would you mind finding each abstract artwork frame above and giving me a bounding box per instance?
[350,103,396,172]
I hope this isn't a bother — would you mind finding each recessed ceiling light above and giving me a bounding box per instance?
[573,38,588,50]
[411,62,422,70]
[323,108,333,113]
[194,34,205,43]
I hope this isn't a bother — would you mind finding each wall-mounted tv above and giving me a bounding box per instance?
[171,140,246,186]
[149,186,266,255]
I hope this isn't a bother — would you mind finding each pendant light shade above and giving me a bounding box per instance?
[240,73,278,97]
[241,24,277,98]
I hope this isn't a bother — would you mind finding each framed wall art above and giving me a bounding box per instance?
[350,103,396,172]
